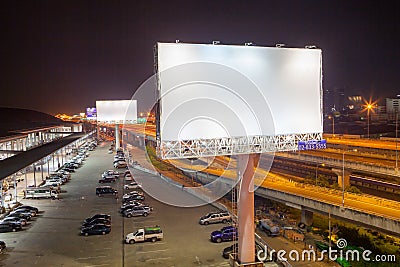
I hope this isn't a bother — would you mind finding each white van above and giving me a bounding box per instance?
[25,188,59,199]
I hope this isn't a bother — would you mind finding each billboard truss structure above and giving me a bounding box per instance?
[158,132,322,159]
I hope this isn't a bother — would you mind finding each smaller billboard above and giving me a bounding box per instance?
[96,100,137,124]
[86,107,97,119]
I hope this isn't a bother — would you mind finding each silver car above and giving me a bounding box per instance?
[123,206,151,218]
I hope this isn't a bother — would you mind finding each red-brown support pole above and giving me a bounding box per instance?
[237,153,260,264]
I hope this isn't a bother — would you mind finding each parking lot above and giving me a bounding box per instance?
[0,142,233,266]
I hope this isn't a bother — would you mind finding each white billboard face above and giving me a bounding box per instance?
[96,100,137,124]
[156,43,323,158]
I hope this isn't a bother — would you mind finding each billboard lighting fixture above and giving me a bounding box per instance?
[275,43,285,48]
[305,45,317,49]
[175,39,180,43]
[244,42,253,46]
[212,40,220,45]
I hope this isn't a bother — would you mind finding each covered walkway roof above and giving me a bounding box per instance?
[0,133,87,180]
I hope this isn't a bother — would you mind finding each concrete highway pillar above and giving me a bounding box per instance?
[332,168,351,188]
[33,166,36,187]
[237,153,260,264]
[96,124,100,140]
[139,136,144,147]
[115,124,120,150]
[301,208,313,226]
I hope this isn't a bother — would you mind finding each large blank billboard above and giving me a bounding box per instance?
[157,42,322,144]
[96,100,137,124]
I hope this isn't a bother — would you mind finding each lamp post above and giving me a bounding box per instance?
[366,104,373,139]
[342,151,345,207]
[396,111,398,173]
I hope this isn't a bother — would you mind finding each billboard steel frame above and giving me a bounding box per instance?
[158,132,322,159]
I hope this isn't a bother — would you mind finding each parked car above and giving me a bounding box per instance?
[48,175,67,184]
[82,218,111,228]
[124,171,133,181]
[61,166,75,173]
[98,177,116,183]
[120,200,144,209]
[13,207,36,217]
[113,158,125,164]
[96,186,118,197]
[123,206,151,217]
[17,205,39,214]
[102,170,119,178]
[84,214,111,224]
[0,222,22,232]
[122,194,145,203]
[81,224,111,236]
[210,226,237,243]
[6,212,31,221]
[8,210,32,220]
[120,202,152,213]
[1,216,27,226]
[114,161,127,168]
[199,211,231,225]
[124,182,141,190]
[122,191,143,199]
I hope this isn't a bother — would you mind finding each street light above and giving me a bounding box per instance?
[342,150,346,207]
[363,100,376,139]
[367,103,373,138]
[396,111,398,173]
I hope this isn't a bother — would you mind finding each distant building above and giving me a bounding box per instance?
[386,96,400,114]
[324,87,346,114]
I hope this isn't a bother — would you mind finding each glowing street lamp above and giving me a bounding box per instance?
[362,99,377,139]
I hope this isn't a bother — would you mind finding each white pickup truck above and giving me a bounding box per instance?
[125,226,163,244]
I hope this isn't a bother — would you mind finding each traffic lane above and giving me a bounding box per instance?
[0,141,124,266]
[125,169,232,266]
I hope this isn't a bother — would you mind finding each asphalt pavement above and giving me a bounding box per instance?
[0,141,233,267]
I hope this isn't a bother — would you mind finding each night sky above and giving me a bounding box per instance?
[1,1,399,115]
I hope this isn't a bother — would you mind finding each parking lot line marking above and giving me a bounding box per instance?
[75,255,108,260]
[95,247,113,251]
[130,219,160,225]
[135,249,169,254]
[131,241,167,246]
[144,256,172,262]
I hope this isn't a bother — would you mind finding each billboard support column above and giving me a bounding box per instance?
[96,123,100,140]
[115,124,120,150]
[237,153,260,264]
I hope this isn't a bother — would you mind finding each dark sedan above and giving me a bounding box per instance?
[17,205,39,213]
[84,214,111,224]
[80,224,111,236]
[7,212,31,221]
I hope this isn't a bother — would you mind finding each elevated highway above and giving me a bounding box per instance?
[123,125,400,234]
